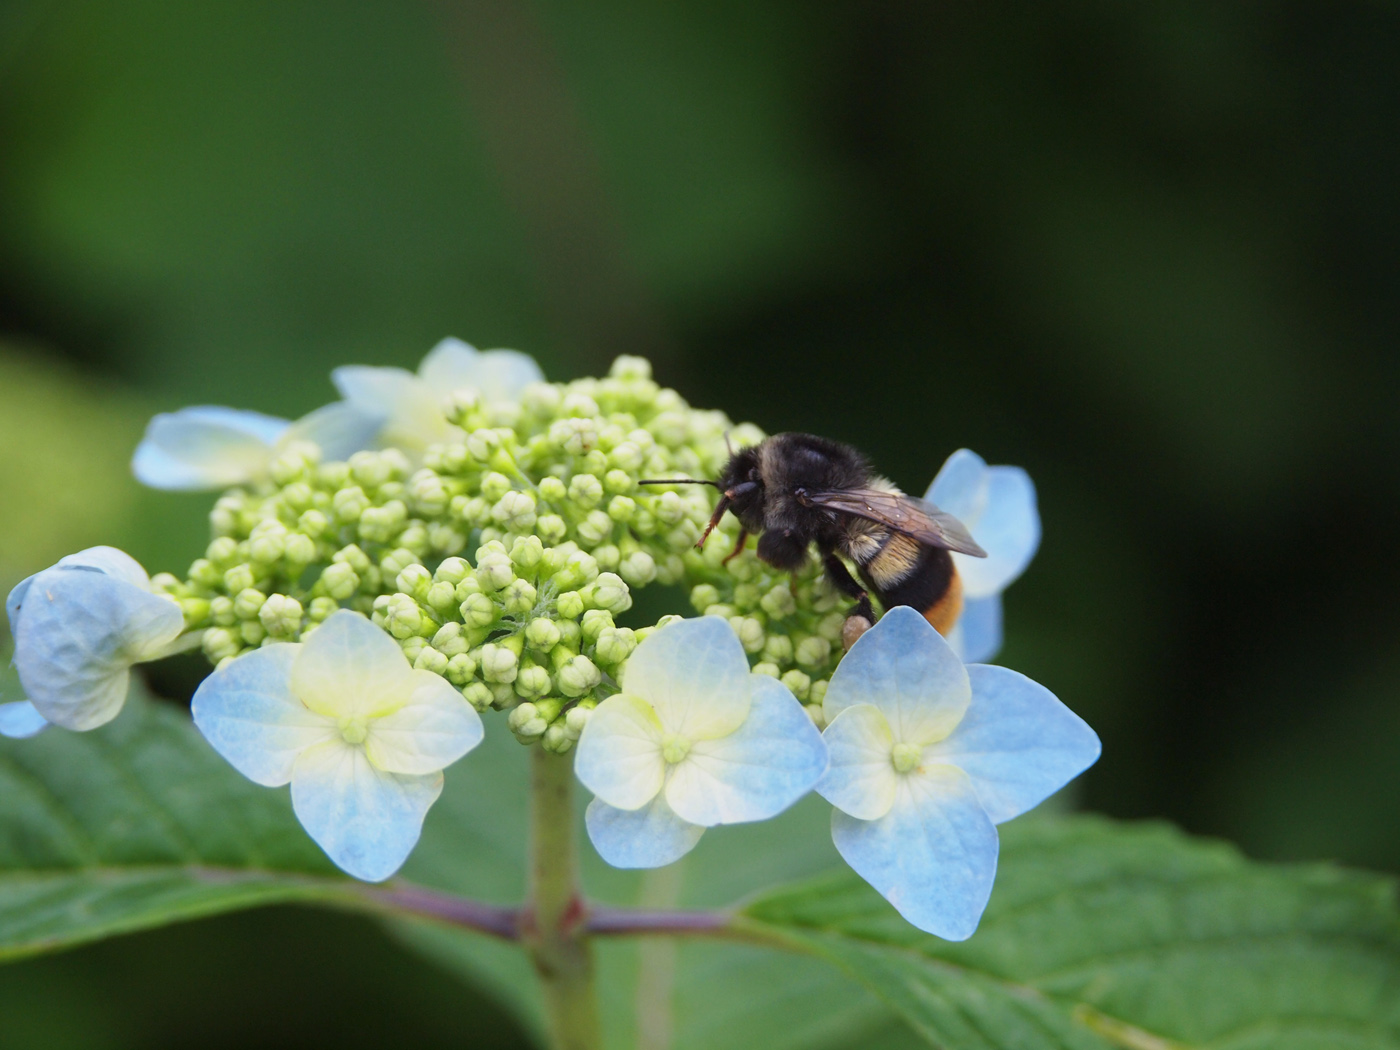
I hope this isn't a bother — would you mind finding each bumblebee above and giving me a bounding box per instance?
[642,432,986,646]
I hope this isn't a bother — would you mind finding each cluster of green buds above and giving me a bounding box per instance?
[154,355,844,749]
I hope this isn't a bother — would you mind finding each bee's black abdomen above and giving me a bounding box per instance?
[861,546,963,634]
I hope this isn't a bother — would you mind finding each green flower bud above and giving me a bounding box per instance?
[804,704,825,728]
[555,618,583,652]
[283,533,317,565]
[240,620,267,646]
[400,636,428,663]
[333,544,371,573]
[592,543,621,572]
[385,593,425,640]
[408,473,449,517]
[492,490,537,532]
[426,580,458,614]
[780,669,812,701]
[501,579,538,617]
[585,573,631,614]
[538,475,567,502]
[431,622,470,658]
[446,653,478,686]
[463,427,499,462]
[349,450,393,488]
[308,596,339,622]
[455,496,491,527]
[808,679,829,706]
[606,442,644,473]
[594,626,637,666]
[653,490,686,525]
[580,609,614,643]
[555,590,585,620]
[298,508,330,538]
[515,664,552,700]
[430,558,468,586]
[510,534,545,573]
[320,561,359,600]
[180,597,211,628]
[690,584,721,613]
[459,591,497,627]
[541,724,573,753]
[576,510,613,547]
[603,469,634,495]
[567,473,604,508]
[396,563,433,602]
[455,575,483,601]
[762,633,794,665]
[733,583,761,610]
[656,554,685,585]
[210,595,236,626]
[508,702,549,741]
[414,647,450,675]
[533,514,565,544]
[702,603,736,620]
[259,594,303,638]
[207,536,240,566]
[795,635,832,669]
[378,546,418,580]
[224,564,257,595]
[233,587,267,621]
[526,617,562,651]
[462,682,494,712]
[562,391,600,418]
[475,550,515,591]
[333,485,370,523]
[730,615,766,654]
[752,661,781,678]
[480,471,512,502]
[480,643,519,683]
[607,495,636,522]
[816,612,847,643]
[760,584,797,619]
[203,627,241,663]
[564,703,594,735]
[619,550,657,587]
[557,655,602,697]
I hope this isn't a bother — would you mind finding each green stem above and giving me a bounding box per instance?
[523,747,601,1050]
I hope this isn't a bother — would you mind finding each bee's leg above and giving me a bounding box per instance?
[822,552,875,625]
[721,529,749,566]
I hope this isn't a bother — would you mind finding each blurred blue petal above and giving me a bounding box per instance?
[0,701,49,739]
[948,594,1003,664]
[6,575,35,630]
[926,449,1040,600]
[926,664,1101,824]
[816,703,898,821]
[823,607,969,747]
[14,563,184,730]
[283,401,385,462]
[831,765,998,940]
[584,794,705,869]
[621,616,751,741]
[666,675,828,826]
[364,670,485,776]
[131,406,290,490]
[191,643,337,787]
[331,365,455,452]
[291,739,443,882]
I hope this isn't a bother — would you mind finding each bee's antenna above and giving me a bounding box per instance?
[724,429,735,457]
[638,477,721,488]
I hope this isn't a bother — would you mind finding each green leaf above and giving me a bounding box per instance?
[740,816,1400,1050]
[0,688,352,960]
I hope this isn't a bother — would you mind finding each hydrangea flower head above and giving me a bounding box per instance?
[818,606,1098,939]
[926,449,1040,662]
[332,338,544,459]
[575,616,827,867]
[7,547,185,731]
[192,609,483,881]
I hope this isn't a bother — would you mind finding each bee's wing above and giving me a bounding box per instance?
[801,488,988,557]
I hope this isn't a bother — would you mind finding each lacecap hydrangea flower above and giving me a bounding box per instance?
[817,606,1099,939]
[926,449,1040,663]
[6,547,187,732]
[193,610,483,880]
[575,616,827,867]
[132,338,542,490]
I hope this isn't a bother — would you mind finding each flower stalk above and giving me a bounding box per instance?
[524,747,601,1050]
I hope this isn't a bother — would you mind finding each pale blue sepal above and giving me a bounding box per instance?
[621,616,751,741]
[14,567,184,730]
[364,671,485,776]
[948,595,1003,665]
[584,794,705,869]
[283,401,385,462]
[831,765,999,940]
[816,703,897,821]
[0,701,49,739]
[419,338,544,401]
[926,449,1040,599]
[665,675,828,826]
[55,546,152,588]
[131,406,291,490]
[823,607,970,747]
[926,664,1101,824]
[6,575,35,630]
[191,643,338,787]
[291,739,444,882]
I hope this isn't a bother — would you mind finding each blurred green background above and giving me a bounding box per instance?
[2,1,1397,1046]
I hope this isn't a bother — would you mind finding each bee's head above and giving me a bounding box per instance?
[715,445,766,534]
